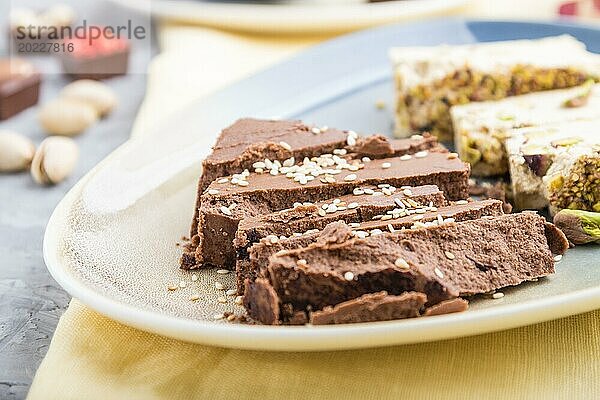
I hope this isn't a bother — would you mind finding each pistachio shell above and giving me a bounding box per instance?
[60,80,118,116]
[30,137,78,185]
[38,98,99,136]
[0,130,36,172]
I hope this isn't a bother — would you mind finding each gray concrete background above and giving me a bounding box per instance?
[0,1,155,398]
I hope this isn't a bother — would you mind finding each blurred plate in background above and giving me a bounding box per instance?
[114,0,469,33]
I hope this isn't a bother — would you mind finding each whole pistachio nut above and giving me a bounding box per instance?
[38,98,99,136]
[30,136,79,185]
[61,80,118,117]
[553,209,600,245]
[0,130,36,172]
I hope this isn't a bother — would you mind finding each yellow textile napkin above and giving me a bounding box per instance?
[29,11,600,399]
[28,299,600,399]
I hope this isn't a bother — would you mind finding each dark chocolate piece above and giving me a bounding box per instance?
[61,36,129,80]
[544,221,571,253]
[243,278,281,325]
[0,59,41,120]
[309,291,427,325]
[423,298,469,316]
[349,133,442,158]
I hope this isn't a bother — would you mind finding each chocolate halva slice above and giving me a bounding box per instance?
[183,151,469,270]
[189,118,441,236]
[244,212,568,325]
[238,199,504,293]
[234,184,446,261]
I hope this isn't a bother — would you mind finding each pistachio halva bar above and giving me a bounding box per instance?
[390,35,600,141]
[184,151,469,270]
[244,212,569,325]
[451,82,600,176]
[238,199,504,294]
[506,120,600,213]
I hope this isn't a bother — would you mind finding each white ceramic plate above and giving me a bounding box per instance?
[44,19,600,351]
[114,0,469,33]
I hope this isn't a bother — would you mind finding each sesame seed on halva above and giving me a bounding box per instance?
[394,258,409,269]
[279,141,292,150]
[444,251,455,260]
[326,204,338,213]
[296,259,308,267]
[220,206,232,216]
